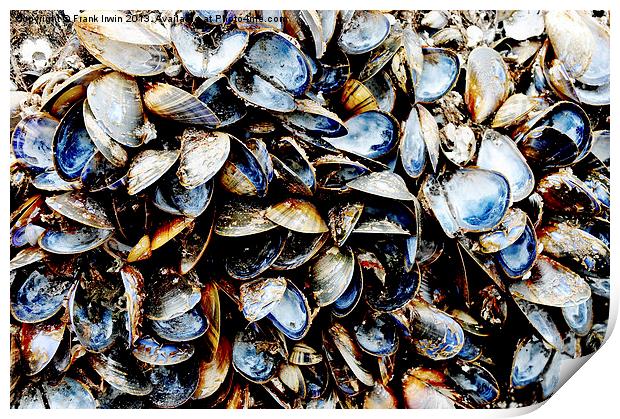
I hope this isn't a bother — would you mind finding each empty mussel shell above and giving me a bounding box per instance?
[151,307,209,342]
[144,269,201,321]
[232,325,284,384]
[132,336,194,366]
[514,299,563,350]
[347,171,415,201]
[354,312,399,356]
[177,128,231,189]
[214,197,277,237]
[39,225,113,254]
[265,198,328,234]
[75,11,170,76]
[509,255,591,307]
[193,335,232,400]
[143,82,220,126]
[496,217,537,278]
[266,279,311,340]
[20,317,66,375]
[11,270,73,323]
[465,46,510,123]
[12,112,57,170]
[421,168,511,237]
[328,110,399,160]
[225,229,285,280]
[45,191,114,229]
[415,47,460,104]
[510,335,552,389]
[52,101,96,181]
[219,136,269,197]
[310,245,355,307]
[154,172,213,218]
[271,231,328,270]
[239,276,287,322]
[126,149,180,196]
[476,129,534,202]
[148,360,199,408]
[337,11,390,55]
[87,71,149,147]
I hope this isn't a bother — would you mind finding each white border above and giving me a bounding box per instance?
[2,1,617,417]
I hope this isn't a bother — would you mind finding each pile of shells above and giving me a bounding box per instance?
[10,9,609,409]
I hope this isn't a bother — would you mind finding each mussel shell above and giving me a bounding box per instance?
[514,299,563,350]
[20,317,66,375]
[75,11,170,76]
[265,198,328,234]
[39,225,113,254]
[143,83,220,126]
[12,112,57,169]
[68,285,116,352]
[406,299,465,360]
[80,152,127,192]
[281,99,347,137]
[177,129,231,189]
[347,171,415,201]
[11,270,73,323]
[194,75,247,126]
[154,173,213,218]
[562,297,594,336]
[354,312,399,356]
[538,222,609,279]
[289,343,323,366]
[144,270,201,321]
[537,170,601,215]
[272,231,328,270]
[225,229,285,280]
[491,93,540,128]
[337,11,390,55]
[416,47,460,103]
[496,218,537,278]
[476,129,534,202]
[464,46,510,123]
[326,322,375,388]
[545,11,593,79]
[232,326,284,384]
[477,208,528,253]
[120,265,144,346]
[148,361,199,408]
[510,335,552,389]
[86,71,146,147]
[244,30,312,96]
[32,169,80,191]
[509,255,591,307]
[229,64,296,112]
[214,197,277,237]
[83,99,128,166]
[400,106,427,178]
[151,307,209,342]
[193,335,232,399]
[332,259,364,318]
[52,101,96,181]
[340,79,379,116]
[448,362,499,407]
[127,149,180,196]
[517,102,592,166]
[240,277,287,322]
[401,367,460,409]
[219,136,268,197]
[172,20,248,78]
[45,191,114,230]
[10,247,47,271]
[310,245,355,307]
[314,155,371,191]
[266,280,311,340]
[363,245,420,312]
[89,348,153,396]
[422,168,511,237]
[329,111,399,160]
